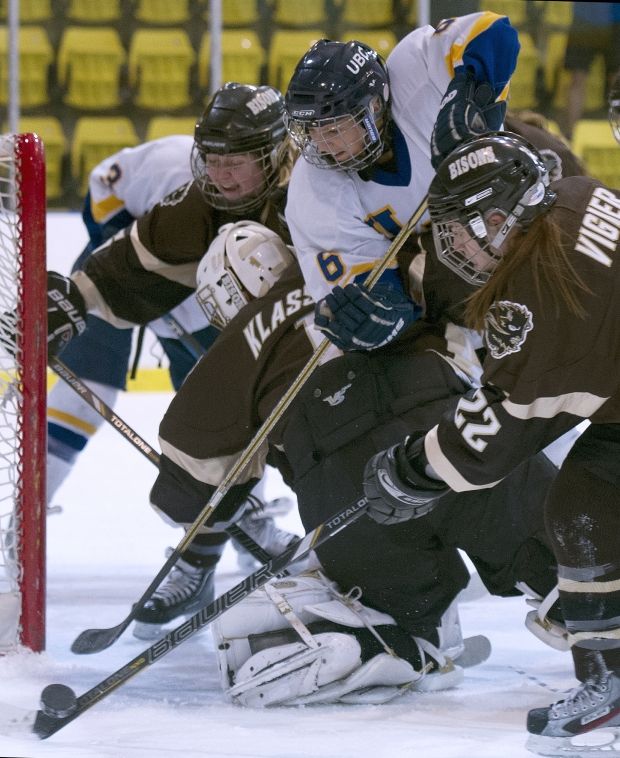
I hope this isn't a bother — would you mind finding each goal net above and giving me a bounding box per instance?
[0,133,46,652]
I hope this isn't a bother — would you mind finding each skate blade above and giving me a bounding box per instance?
[526,728,620,756]
[132,621,166,641]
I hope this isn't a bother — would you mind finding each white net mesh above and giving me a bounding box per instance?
[0,136,25,650]
[0,133,46,652]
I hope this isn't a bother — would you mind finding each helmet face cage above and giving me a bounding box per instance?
[195,221,294,329]
[191,142,279,214]
[285,100,386,171]
[192,82,287,212]
[429,133,555,287]
[609,72,620,145]
[285,39,390,171]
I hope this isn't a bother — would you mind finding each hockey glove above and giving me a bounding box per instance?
[314,283,422,351]
[47,271,87,356]
[363,436,448,525]
[430,68,506,169]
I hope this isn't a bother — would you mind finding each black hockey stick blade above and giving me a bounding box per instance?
[34,496,368,739]
[71,525,274,654]
[70,543,184,654]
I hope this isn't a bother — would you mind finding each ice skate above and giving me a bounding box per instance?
[526,669,620,756]
[133,556,215,640]
[232,496,300,574]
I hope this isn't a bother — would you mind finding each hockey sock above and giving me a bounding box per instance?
[47,378,119,502]
[181,531,229,569]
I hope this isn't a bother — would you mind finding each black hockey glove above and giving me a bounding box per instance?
[363,436,448,525]
[430,68,506,169]
[47,271,87,356]
[314,283,422,351]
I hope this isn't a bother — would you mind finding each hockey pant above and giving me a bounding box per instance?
[281,350,559,643]
[544,422,620,680]
[212,570,463,707]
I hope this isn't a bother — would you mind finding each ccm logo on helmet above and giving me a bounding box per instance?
[247,89,280,115]
[448,146,497,180]
[346,46,374,74]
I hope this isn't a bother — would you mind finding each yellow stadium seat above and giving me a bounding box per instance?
[67,0,122,22]
[267,30,326,92]
[222,0,260,27]
[3,117,66,199]
[336,0,394,30]
[20,0,52,22]
[478,0,527,28]
[146,116,197,141]
[199,30,265,90]
[128,29,195,110]
[135,0,190,24]
[71,117,139,194]
[507,32,540,111]
[203,0,261,26]
[341,29,397,60]
[0,26,53,108]
[544,32,606,112]
[571,119,620,185]
[539,0,573,30]
[272,0,327,28]
[57,26,125,110]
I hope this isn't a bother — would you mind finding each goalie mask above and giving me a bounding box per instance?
[196,221,295,329]
[428,132,556,287]
[284,39,390,171]
[191,82,289,213]
[609,71,620,145]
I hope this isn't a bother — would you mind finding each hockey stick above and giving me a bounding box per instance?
[49,357,274,644]
[68,196,427,655]
[32,495,369,739]
[49,357,269,561]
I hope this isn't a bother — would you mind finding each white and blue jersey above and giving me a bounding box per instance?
[285,11,519,303]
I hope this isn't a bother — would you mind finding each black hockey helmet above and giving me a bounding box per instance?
[609,70,620,145]
[284,39,390,171]
[428,132,556,286]
[191,82,289,213]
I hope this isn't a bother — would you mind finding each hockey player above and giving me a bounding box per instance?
[362,132,620,755]
[283,13,586,354]
[149,231,565,704]
[46,82,301,636]
[47,135,199,506]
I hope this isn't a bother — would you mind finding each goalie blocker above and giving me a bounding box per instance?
[212,571,469,707]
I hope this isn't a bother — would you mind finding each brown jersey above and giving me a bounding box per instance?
[157,262,316,489]
[424,176,620,491]
[72,181,289,327]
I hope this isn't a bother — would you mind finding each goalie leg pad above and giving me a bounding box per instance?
[229,632,362,707]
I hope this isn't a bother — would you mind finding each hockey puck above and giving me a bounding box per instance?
[39,683,78,718]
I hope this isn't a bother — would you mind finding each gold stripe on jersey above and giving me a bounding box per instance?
[502,391,608,421]
[91,194,125,224]
[559,577,620,594]
[444,12,506,81]
[47,407,97,435]
[159,438,267,488]
[129,224,198,288]
[425,423,502,492]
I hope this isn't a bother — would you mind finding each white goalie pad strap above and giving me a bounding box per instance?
[525,610,570,651]
[229,632,362,707]
[288,652,420,706]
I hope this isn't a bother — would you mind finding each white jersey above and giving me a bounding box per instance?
[88,134,207,338]
[285,12,515,303]
[88,135,195,224]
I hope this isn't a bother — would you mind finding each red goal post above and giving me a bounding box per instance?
[0,133,46,652]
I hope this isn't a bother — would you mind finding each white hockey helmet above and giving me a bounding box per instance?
[196,220,295,329]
